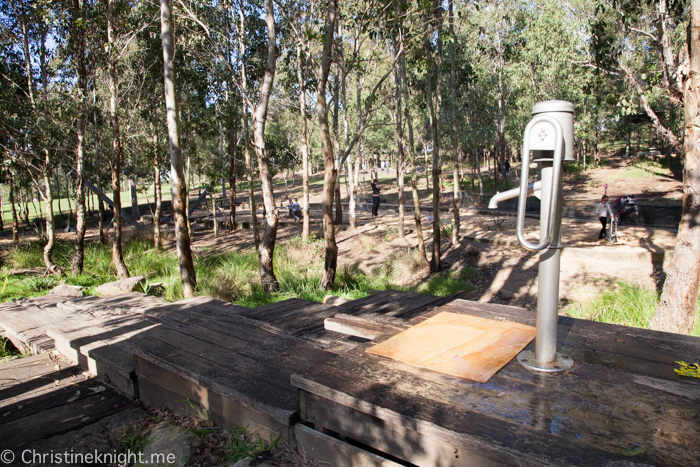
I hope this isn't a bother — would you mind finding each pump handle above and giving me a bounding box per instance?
[516,116,565,252]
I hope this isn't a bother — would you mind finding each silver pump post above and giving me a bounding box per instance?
[489,100,575,373]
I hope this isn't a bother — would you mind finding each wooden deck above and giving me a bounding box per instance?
[3,289,698,465]
[0,288,451,450]
[292,299,700,466]
[0,352,137,449]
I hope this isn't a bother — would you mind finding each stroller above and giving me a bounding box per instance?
[612,195,639,224]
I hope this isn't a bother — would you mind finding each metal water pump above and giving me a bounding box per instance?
[488,100,574,373]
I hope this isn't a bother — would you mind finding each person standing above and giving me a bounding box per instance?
[596,195,615,240]
[371,179,381,218]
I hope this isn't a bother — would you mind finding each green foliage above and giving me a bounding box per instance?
[121,425,150,454]
[417,268,476,297]
[226,427,280,463]
[0,336,21,362]
[566,281,700,337]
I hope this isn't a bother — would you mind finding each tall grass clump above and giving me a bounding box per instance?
[566,281,700,337]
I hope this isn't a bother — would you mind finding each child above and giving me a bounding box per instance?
[291,198,302,222]
[596,195,615,240]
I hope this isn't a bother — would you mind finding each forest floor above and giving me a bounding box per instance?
[187,151,683,311]
[0,152,684,313]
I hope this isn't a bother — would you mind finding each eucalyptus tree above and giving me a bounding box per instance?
[318,0,338,290]
[8,0,62,274]
[161,0,197,297]
[64,0,94,274]
[106,0,131,279]
[592,0,685,155]
[317,0,405,288]
[422,0,444,273]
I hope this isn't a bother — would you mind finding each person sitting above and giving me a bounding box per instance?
[291,198,302,222]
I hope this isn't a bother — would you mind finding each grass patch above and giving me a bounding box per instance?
[565,280,700,336]
[226,426,280,463]
[0,336,21,362]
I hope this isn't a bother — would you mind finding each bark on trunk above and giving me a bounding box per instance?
[161,0,197,297]
[650,2,700,334]
[107,0,130,280]
[319,0,338,290]
[400,53,426,262]
[8,171,19,245]
[153,118,163,250]
[393,46,405,237]
[347,157,357,228]
[449,0,459,246]
[42,149,61,276]
[297,43,311,240]
[425,13,441,273]
[71,0,88,275]
[228,126,237,230]
[253,0,280,293]
[239,10,259,250]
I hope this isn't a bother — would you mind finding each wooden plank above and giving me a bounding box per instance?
[367,312,536,383]
[0,354,74,385]
[132,332,299,425]
[0,378,106,423]
[324,315,407,340]
[294,423,404,467]
[0,309,55,354]
[137,369,292,444]
[302,391,512,467]
[391,293,458,320]
[47,327,140,398]
[0,365,88,404]
[292,341,700,466]
[0,352,58,372]
[0,385,137,448]
[331,291,397,315]
[147,309,332,366]
[242,298,319,321]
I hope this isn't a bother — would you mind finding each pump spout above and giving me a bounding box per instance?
[488,181,541,209]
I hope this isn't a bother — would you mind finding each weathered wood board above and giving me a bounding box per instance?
[367,311,535,383]
[293,299,700,466]
[0,353,137,449]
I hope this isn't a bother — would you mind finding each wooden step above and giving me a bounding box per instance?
[0,353,137,448]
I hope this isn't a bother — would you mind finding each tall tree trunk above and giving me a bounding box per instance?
[252,0,280,293]
[8,171,19,245]
[650,2,700,334]
[319,0,338,290]
[71,0,88,274]
[297,43,311,240]
[93,87,107,245]
[239,10,259,250]
[152,110,163,250]
[243,112,258,248]
[400,53,426,261]
[107,0,130,280]
[227,126,237,230]
[161,0,196,297]
[449,0,459,246]
[425,13,441,273]
[347,156,357,228]
[42,149,61,275]
[393,46,405,237]
[333,66,342,226]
